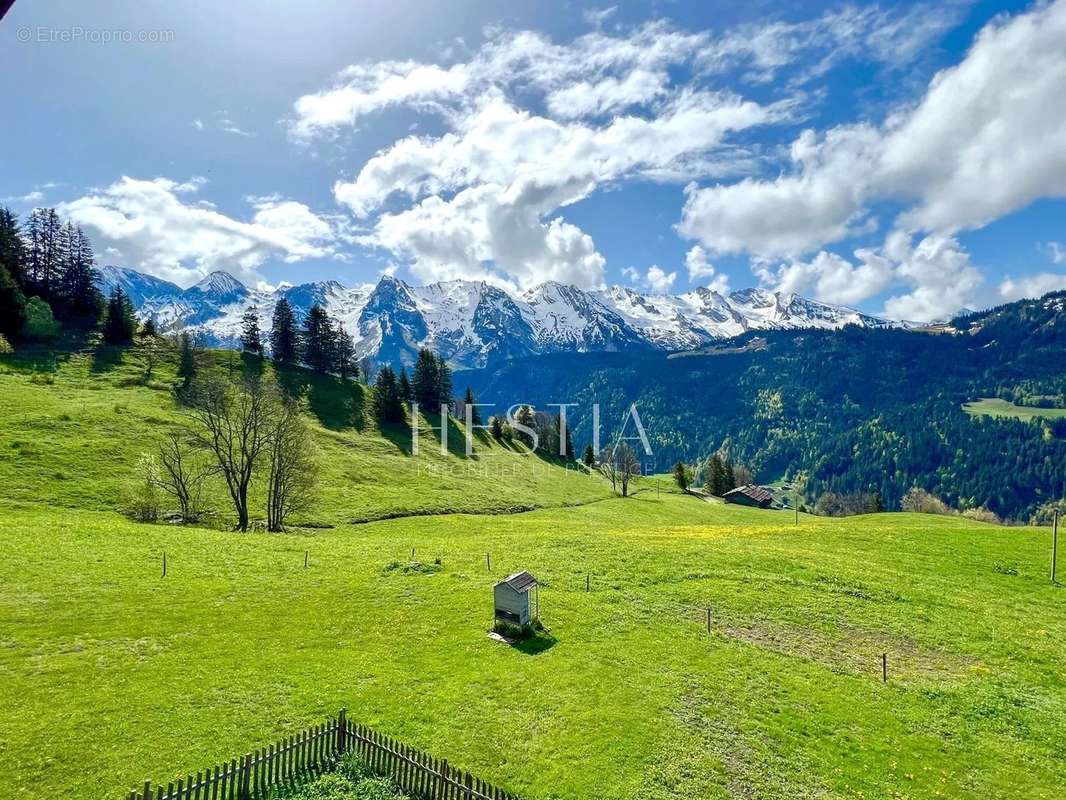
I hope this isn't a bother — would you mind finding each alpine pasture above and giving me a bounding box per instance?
[0,347,1063,800]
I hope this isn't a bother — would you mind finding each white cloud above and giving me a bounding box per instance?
[998,272,1066,302]
[645,265,677,293]
[757,230,981,322]
[684,245,730,293]
[681,1,1066,256]
[58,177,337,287]
[340,90,778,289]
[583,7,617,27]
[1045,241,1066,264]
[1,190,45,205]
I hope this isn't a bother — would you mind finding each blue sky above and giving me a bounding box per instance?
[1,0,1064,320]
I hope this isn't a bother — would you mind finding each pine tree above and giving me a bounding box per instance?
[705,454,726,496]
[412,348,440,409]
[177,332,197,389]
[270,296,298,364]
[673,461,691,491]
[0,261,26,342]
[102,287,136,344]
[490,415,504,439]
[25,208,63,300]
[58,224,100,323]
[398,368,413,403]
[436,353,453,411]
[240,306,263,356]
[463,387,480,424]
[140,318,158,338]
[723,456,737,492]
[374,366,406,424]
[301,304,335,373]
[583,444,595,467]
[334,325,356,380]
[0,207,26,288]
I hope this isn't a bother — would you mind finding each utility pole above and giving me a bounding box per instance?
[1053,508,1059,584]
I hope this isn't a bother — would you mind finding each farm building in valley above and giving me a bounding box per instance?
[494,571,538,626]
[723,484,774,508]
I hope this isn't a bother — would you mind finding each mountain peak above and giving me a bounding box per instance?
[190,270,246,295]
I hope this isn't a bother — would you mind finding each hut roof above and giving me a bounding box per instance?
[499,570,538,593]
[723,484,773,504]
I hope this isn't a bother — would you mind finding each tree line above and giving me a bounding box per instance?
[0,205,140,347]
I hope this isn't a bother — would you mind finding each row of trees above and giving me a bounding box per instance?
[245,299,359,379]
[134,372,317,532]
[0,206,108,344]
[0,205,141,348]
[373,348,456,424]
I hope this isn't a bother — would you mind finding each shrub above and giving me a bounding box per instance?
[900,487,953,515]
[23,297,61,341]
[813,491,883,517]
[962,507,1001,525]
[1029,500,1065,526]
[0,333,11,354]
[125,453,162,522]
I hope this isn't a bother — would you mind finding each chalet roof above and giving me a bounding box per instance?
[723,484,773,503]
[498,570,538,593]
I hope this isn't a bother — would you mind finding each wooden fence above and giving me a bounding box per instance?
[126,709,519,800]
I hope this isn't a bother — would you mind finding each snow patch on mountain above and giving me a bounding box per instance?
[99,267,894,367]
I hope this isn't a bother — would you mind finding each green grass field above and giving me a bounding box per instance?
[962,397,1066,421]
[1,346,1064,800]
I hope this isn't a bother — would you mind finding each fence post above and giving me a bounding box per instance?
[337,708,347,755]
[437,759,448,800]
[141,780,152,800]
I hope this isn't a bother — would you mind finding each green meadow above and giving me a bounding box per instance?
[1,346,1064,800]
[962,397,1066,421]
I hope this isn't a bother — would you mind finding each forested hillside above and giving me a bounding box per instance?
[466,292,1066,520]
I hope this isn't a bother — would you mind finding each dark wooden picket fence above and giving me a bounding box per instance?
[126,709,519,800]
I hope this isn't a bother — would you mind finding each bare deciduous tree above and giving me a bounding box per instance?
[599,440,642,497]
[266,401,318,532]
[189,375,275,531]
[154,430,213,522]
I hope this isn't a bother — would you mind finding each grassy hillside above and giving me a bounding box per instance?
[0,345,611,524]
[1,345,1064,800]
[2,499,1063,800]
[963,397,1066,421]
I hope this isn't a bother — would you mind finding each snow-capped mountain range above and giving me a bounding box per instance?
[97,266,891,369]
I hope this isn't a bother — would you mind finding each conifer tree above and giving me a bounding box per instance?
[334,325,356,380]
[463,387,480,425]
[673,461,691,491]
[240,306,263,356]
[398,368,413,403]
[490,415,504,439]
[270,296,298,364]
[102,286,136,344]
[412,348,440,409]
[0,261,26,342]
[436,354,453,408]
[374,365,405,424]
[301,304,335,373]
[140,318,158,338]
[177,332,197,389]
[583,444,595,468]
[57,224,100,323]
[0,207,26,288]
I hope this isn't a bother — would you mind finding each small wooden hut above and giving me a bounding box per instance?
[493,570,538,626]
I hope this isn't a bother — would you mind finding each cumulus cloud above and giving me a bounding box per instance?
[757,230,982,322]
[338,86,779,289]
[645,265,677,293]
[681,1,1066,260]
[999,272,1066,302]
[279,2,987,295]
[684,245,729,293]
[1045,241,1066,264]
[58,177,337,287]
